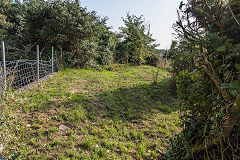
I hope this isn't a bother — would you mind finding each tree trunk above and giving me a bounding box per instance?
[75,0,79,6]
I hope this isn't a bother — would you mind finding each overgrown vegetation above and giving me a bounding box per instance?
[116,13,158,65]
[167,0,240,159]
[2,0,239,159]
[0,0,117,66]
[0,0,163,67]
[0,64,180,159]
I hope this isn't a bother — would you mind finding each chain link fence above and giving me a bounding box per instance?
[0,42,54,101]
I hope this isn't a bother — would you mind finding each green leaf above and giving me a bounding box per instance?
[211,117,216,122]
[216,45,226,52]
[229,89,238,97]
[201,101,207,107]
[220,83,229,89]
[235,64,240,72]
[229,80,240,89]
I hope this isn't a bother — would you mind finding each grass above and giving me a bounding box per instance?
[0,64,181,159]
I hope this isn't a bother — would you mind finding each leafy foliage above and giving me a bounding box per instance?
[0,0,117,67]
[168,0,240,159]
[1,1,162,67]
[117,13,158,65]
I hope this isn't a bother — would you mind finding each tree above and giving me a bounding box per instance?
[75,0,79,6]
[0,0,117,66]
[118,13,158,65]
[0,0,17,40]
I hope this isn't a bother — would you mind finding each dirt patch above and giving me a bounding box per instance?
[68,79,88,94]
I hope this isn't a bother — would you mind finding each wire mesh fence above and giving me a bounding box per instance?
[0,42,54,101]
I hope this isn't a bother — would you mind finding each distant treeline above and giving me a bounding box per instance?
[0,0,163,68]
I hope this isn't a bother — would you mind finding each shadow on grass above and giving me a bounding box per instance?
[63,77,177,121]
[7,76,179,160]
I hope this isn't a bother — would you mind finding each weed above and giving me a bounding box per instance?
[157,102,172,113]
[48,127,58,134]
[131,129,138,140]
[97,147,108,157]
[119,143,128,153]
[52,139,61,146]
[29,138,36,145]
[137,142,147,158]
[83,137,95,149]
[150,150,158,159]
[67,129,74,136]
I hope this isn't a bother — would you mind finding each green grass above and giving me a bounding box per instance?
[0,64,181,159]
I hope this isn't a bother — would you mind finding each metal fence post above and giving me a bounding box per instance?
[52,46,54,73]
[60,47,63,60]
[37,45,39,82]
[1,41,6,91]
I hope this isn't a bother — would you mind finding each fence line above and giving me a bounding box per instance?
[0,41,55,100]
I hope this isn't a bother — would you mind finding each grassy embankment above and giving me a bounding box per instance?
[0,64,180,159]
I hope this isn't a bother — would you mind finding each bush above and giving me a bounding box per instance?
[167,0,240,159]
[1,0,117,67]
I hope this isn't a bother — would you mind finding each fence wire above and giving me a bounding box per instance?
[0,59,53,99]
[0,42,55,102]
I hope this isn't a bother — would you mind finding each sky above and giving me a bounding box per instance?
[80,0,184,49]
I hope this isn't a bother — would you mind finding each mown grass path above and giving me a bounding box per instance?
[1,64,181,159]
